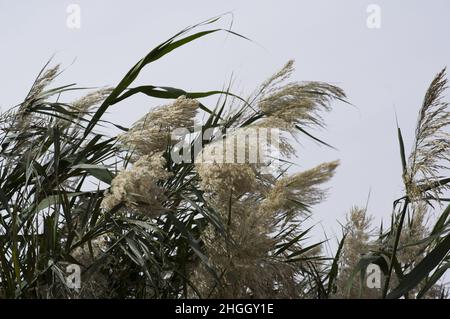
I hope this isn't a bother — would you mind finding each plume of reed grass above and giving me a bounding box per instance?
[405,68,450,201]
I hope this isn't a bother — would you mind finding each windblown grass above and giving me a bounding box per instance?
[0,17,448,299]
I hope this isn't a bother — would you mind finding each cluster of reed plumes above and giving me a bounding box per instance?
[0,18,448,299]
[334,68,450,299]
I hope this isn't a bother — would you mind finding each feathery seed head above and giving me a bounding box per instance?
[101,152,171,216]
[118,96,199,156]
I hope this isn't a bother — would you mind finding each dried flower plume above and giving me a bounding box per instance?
[405,68,450,199]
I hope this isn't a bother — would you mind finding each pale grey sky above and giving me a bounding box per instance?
[1,0,450,246]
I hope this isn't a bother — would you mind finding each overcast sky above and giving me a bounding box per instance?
[1,0,450,247]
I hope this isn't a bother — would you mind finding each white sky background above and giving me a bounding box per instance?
[1,0,450,249]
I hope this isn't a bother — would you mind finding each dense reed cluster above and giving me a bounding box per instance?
[0,19,448,299]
